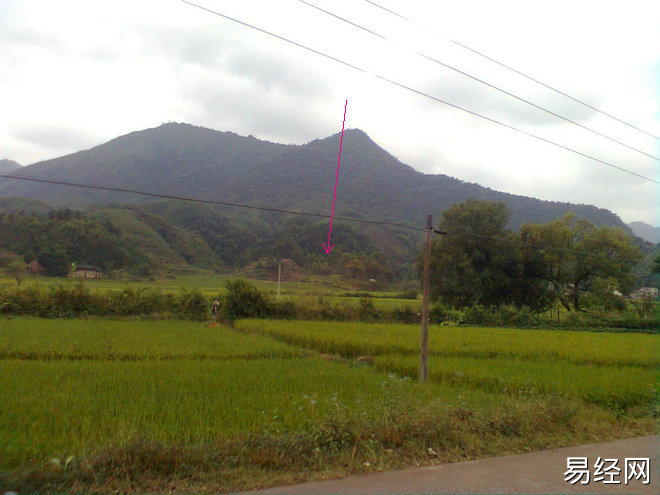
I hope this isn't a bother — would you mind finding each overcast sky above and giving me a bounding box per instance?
[1,0,659,225]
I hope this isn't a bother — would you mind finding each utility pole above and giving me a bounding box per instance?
[420,214,432,382]
[277,261,282,300]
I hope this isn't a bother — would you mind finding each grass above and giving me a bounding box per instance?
[236,319,659,367]
[1,357,447,468]
[1,317,657,494]
[0,318,301,360]
[373,354,657,411]
[0,274,421,310]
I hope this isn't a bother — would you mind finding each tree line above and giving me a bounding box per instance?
[426,200,655,312]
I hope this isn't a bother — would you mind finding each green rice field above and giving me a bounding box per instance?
[236,319,659,367]
[1,317,657,493]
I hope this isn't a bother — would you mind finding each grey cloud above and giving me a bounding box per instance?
[223,45,332,99]
[137,26,232,68]
[11,124,96,157]
[419,71,598,128]
[180,74,330,142]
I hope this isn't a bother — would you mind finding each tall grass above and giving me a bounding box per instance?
[237,319,659,367]
[374,354,657,411]
[1,356,483,468]
[1,317,657,494]
[0,318,301,360]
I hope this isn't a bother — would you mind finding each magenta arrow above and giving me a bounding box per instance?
[322,100,348,254]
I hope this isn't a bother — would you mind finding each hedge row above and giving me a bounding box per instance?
[1,280,656,331]
[0,283,208,320]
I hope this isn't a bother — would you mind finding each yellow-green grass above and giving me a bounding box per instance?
[1,317,657,493]
[0,318,302,360]
[0,273,341,295]
[374,354,657,411]
[237,319,659,368]
[1,356,497,468]
[0,274,389,301]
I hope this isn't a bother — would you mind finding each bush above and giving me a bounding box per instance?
[267,300,298,319]
[220,279,270,323]
[396,288,419,300]
[176,288,209,321]
[357,296,379,322]
[389,305,418,324]
[0,283,210,320]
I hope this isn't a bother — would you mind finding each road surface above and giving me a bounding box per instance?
[244,435,658,494]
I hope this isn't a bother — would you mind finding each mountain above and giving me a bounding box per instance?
[0,123,628,233]
[0,159,21,174]
[628,221,660,244]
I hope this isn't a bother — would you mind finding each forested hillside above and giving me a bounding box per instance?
[0,200,392,279]
[0,123,628,232]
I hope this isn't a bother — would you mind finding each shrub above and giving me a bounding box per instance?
[176,288,209,321]
[357,296,379,322]
[389,305,418,324]
[220,279,270,323]
[396,288,419,300]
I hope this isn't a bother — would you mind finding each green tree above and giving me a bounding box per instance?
[219,279,270,324]
[344,258,366,279]
[428,200,551,310]
[7,260,27,286]
[38,247,69,277]
[520,213,642,311]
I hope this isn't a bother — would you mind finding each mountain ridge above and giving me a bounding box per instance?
[0,123,628,231]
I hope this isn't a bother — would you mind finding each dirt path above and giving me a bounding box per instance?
[244,435,658,494]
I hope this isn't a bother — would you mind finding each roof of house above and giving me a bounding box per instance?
[75,264,102,272]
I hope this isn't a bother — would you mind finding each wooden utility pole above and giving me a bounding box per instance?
[420,214,432,382]
[277,261,282,299]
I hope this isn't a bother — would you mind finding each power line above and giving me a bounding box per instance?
[299,0,658,161]
[180,0,659,184]
[364,0,659,140]
[0,173,426,232]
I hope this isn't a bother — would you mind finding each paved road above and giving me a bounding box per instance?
[245,435,658,494]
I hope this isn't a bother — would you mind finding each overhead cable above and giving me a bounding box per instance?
[180,0,659,184]
[364,0,659,140]
[299,0,658,160]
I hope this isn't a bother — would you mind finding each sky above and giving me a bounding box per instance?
[1,0,659,225]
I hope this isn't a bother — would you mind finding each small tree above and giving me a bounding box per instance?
[7,260,27,286]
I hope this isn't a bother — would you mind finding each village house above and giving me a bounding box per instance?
[71,264,103,279]
[630,287,659,300]
[26,260,43,275]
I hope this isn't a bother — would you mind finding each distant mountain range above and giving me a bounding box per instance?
[0,123,629,232]
[628,221,660,244]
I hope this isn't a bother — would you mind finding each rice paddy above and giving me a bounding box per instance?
[1,316,657,493]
